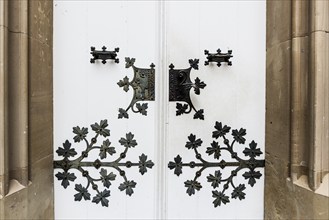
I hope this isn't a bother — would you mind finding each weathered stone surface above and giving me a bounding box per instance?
[27,155,54,219]
[266,0,292,49]
[292,0,309,38]
[29,0,52,47]
[310,0,329,32]
[0,0,53,219]
[265,0,329,219]
[266,40,291,164]
[265,154,329,219]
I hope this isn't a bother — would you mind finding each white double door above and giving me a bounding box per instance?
[54,1,265,219]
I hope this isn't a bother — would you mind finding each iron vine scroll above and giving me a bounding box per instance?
[168,121,265,207]
[117,57,155,119]
[53,119,154,207]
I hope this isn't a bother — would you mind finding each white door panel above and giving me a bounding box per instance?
[54,1,159,219]
[166,1,265,219]
[54,1,265,219]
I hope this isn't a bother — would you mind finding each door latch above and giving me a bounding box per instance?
[168,121,265,207]
[169,59,206,120]
[204,48,233,67]
[90,46,120,64]
[117,57,155,119]
[53,119,154,207]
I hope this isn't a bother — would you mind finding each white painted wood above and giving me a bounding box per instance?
[54,1,159,219]
[54,1,266,219]
[166,1,265,219]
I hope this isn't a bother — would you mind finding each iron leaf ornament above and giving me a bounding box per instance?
[117,57,155,119]
[169,59,206,120]
[53,119,154,207]
[168,121,265,207]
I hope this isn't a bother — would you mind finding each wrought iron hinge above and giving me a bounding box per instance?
[53,119,155,207]
[204,48,233,67]
[169,59,206,120]
[168,121,265,207]
[90,46,120,64]
[117,57,155,119]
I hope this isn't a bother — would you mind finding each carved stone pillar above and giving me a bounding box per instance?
[265,0,329,218]
[0,0,53,218]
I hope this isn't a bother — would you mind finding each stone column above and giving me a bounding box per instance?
[265,0,329,219]
[0,0,54,218]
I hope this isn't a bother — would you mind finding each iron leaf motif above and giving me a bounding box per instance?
[176,103,189,116]
[184,180,202,196]
[136,103,148,116]
[91,119,110,137]
[231,184,246,200]
[168,155,183,176]
[119,132,137,148]
[212,191,230,207]
[74,184,91,201]
[207,170,222,188]
[243,140,262,158]
[99,139,116,159]
[193,77,206,95]
[100,168,116,188]
[118,108,129,119]
[212,122,231,139]
[232,128,247,144]
[53,119,154,207]
[168,121,265,207]
[185,134,203,149]
[73,126,88,143]
[56,140,77,158]
[55,171,76,189]
[138,154,155,175]
[117,76,130,92]
[92,190,111,207]
[118,180,136,196]
[206,141,221,159]
[242,170,262,187]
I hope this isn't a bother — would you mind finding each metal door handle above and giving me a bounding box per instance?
[204,48,233,67]
[90,46,120,64]
[169,59,206,120]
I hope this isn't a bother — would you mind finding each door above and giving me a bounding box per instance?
[53,1,265,219]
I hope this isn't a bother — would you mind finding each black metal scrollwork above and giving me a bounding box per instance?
[168,121,265,207]
[53,119,154,207]
[169,59,206,120]
[204,48,233,67]
[117,57,155,119]
[90,46,120,64]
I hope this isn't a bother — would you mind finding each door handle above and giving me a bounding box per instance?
[168,121,265,207]
[90,46,120,64]
[204,48,233,67]
[117,57,155,119]
[169,59,206,120]
[53,119,155,207]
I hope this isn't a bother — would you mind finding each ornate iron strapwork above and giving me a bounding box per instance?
[117,57,155,119]
[169,59,206,120]
[204,48,233,67]
[168,121,265,207]
[90,46,120,64]
[53,119,154,207]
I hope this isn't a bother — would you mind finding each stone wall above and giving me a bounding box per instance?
[0,0,53,219]
[265,0,329,219]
